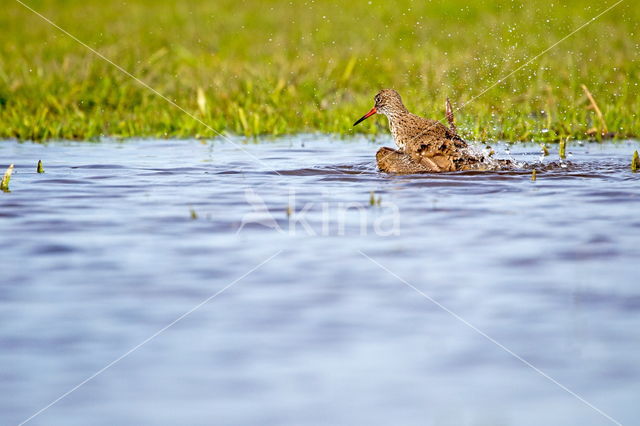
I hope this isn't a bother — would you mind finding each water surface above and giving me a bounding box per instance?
[1,137,639,426]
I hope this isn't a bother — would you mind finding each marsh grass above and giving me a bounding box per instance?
[632,151,639,173]
[559,138,567,159]
[1,164,14,192]
[1,0,638,142]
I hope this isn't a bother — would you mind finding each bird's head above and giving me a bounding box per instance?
[353,89,408,126]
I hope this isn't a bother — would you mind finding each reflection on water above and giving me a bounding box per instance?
[0,136,639,426]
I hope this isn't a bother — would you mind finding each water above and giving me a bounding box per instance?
[0,136,639,426]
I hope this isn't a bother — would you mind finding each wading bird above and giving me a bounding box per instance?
[354,89,486,173]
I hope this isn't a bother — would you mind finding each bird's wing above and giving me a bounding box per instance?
[376,147,438,173]
[403,119,469,171]
[446,98,458,136]
[406,138,460,172]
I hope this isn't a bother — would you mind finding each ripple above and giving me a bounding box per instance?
[0,137,639,426]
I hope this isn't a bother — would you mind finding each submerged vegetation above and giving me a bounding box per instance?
[369,191,382,207]
[0,0,638,142]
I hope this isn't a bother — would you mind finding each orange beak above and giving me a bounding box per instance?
[353,107,377,126]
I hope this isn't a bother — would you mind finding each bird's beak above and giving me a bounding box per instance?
[353,107,377,126]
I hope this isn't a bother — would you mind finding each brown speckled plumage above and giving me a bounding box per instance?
[355,89,486,173]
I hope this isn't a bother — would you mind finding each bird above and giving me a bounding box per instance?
[353,89,485,173]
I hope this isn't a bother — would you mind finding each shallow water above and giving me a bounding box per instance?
[1,136,639,426]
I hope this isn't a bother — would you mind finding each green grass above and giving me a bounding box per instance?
[1,0,638,142]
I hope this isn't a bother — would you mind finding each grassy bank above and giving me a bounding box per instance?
[1,0,638,142]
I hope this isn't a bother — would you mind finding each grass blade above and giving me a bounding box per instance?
[1,164,14,192]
